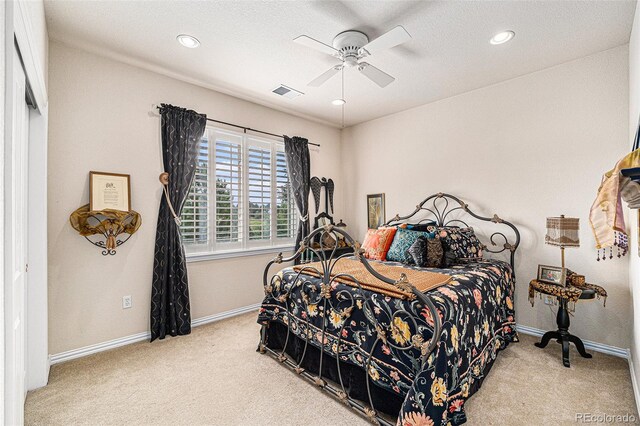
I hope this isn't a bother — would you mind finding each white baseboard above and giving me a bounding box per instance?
[190,303,260,327]
[516,323,629,359]
[49,303,261,365]
[47,313,630,364]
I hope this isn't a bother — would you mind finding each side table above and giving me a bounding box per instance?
[528,279,606,368]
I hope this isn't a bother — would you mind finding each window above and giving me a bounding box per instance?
[180,127,297,257]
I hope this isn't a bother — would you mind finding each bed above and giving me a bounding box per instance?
[257,193,520,425]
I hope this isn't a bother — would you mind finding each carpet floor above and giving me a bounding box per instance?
[25,312,637,425]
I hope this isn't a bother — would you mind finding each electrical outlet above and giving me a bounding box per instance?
[122,295,132,309]
[544,295,554,305]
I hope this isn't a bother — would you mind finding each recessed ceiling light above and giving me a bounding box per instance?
[177,34,200,48]
[489,30,515,45]
[332,99,346,106]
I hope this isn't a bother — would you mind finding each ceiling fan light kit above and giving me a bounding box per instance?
[294,25,411,89]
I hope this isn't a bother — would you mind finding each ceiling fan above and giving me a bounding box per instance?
[294,26,411,88]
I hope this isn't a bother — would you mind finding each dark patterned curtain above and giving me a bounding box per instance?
[150,104,207,341]
[284,136,311,264]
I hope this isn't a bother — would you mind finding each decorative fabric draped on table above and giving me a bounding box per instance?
[528,279,607,312]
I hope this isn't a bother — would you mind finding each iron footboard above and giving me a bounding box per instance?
[258,225,442,425]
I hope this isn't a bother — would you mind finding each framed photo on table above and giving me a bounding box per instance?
[537,264,566,286]
[367,193,385,229]
[90,171,131,212]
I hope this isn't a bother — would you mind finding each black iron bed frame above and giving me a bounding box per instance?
[258,193,520,425]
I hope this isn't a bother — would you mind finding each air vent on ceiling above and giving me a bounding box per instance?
[272,84,304,99]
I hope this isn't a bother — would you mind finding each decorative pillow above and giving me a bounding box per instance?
[436,226,484,260]
[386,228,436,263]
[361,227,397,261]
[406,236,429,267]
[426,238,444,267]
[442,250,457,267]
[405,235,445,268]
[406,222,437,232]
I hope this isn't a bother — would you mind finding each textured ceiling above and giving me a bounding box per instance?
[44,0,636,127]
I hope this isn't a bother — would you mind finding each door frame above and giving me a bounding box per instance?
[3,0,49,423]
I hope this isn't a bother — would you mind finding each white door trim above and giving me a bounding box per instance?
[12,0,47,110]
[0,3,6,422]
[4,43,29,426]
[26,105,48,390]
[11,0,49,393]
[4,0,50,411]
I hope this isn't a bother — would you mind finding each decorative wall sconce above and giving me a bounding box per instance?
[70,204,141,255]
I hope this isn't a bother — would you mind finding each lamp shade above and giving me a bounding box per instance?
[545,216,580,247]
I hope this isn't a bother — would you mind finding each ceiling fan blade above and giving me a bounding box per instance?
[308,65,342,87]
[358,63,395,88]
[359,26,411,56]
[294,35,340,57]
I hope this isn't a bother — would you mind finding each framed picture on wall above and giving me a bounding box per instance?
[90,171,131,212]
[367,193,385,229]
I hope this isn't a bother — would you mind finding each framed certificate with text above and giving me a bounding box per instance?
[90,171,131,212]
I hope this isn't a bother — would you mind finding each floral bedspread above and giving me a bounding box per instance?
[257,258,518,425]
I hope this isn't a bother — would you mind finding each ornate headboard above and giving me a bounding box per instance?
[384,192,521,269]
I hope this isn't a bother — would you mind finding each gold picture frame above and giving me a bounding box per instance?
[537,264,566,286]
[90,171,131,212]
[367,193,385,229]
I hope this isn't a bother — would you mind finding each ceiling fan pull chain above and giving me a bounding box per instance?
[341,67,345,128]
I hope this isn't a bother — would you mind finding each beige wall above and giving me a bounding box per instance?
[628,1,640,392]
[341,46,630,348]
[49,39,631,354]
[47,41,342,354]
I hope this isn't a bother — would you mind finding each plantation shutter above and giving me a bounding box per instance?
[247,138,272,245]
[214,131,243,250]
[181,127,297,257]
[275,149,296,239]
[180,130,210,248]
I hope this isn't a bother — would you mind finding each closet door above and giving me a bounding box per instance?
[5,46,29,425]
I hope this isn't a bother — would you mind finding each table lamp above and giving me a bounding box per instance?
[545,215,580,270]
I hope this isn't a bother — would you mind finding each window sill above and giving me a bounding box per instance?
[185,245,296,263]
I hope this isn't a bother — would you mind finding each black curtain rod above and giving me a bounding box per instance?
[206,117,321,147]
[155,105,320,147]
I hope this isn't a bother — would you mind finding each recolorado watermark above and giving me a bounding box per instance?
[576,413,637,423]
